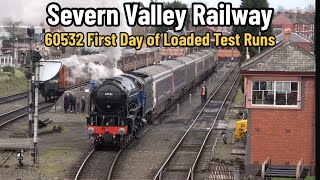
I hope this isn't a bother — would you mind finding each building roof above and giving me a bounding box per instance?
[276,32,312,43]
[191,26,217,34]
[241,40,315,73]
[273,28,283,36]
[275,12,315,25]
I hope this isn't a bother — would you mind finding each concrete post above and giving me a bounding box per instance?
[189,94,192,105]
[177,103,180,116]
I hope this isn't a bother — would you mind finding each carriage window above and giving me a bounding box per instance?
[251,81,298,106]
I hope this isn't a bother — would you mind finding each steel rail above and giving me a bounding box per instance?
[0,91,28,105]
[74,148,95,180]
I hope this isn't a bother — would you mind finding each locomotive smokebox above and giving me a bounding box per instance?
[91,75,140,115]
[92,80,126,114]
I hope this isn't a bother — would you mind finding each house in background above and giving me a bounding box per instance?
[240,37,315,176]
[276,28,313,53]
[272,11,315,40]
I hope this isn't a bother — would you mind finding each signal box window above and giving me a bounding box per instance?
[251,81,298,107]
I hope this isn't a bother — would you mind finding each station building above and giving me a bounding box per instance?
[240,29,315,175]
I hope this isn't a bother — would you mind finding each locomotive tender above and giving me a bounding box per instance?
[86,49,218,148]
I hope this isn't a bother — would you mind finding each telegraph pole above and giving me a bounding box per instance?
[12,24,15,68]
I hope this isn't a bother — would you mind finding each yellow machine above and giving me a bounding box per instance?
[235,119,247,142]
[235,109,247,142]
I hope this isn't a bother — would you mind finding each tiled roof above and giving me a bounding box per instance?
[192,26,217,33]
[241,41,315,72]
[283,12,315,24]
[273,28,283,36]
[276,32,312,43]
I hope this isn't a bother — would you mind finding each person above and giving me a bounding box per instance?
[201,83,207,103]
[90,79,96,92]
[76,98,80,113]
[64,93,70,113]
[222,131,228,144]
[81,96,86,113]
[69,93,75,113]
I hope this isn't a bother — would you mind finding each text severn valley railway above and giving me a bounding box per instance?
[46,2,274,32]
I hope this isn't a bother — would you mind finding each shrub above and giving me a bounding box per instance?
[2,66,15,75]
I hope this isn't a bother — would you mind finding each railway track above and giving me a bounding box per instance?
[73,148,123,180]
[0,91,28,105]
[73,123,153,180]
[0,81,90,129]
[153,65,240,180]
[207,161,235,180]
[0,151,13,167]
[0,101,54,128]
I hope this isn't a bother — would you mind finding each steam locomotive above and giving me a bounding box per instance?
[86,49,218,148]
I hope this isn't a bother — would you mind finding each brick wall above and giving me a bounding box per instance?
[247,77,315,174]
[296,42,312,52]
[272,14,294,30]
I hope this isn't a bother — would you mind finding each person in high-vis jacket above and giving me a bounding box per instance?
[201,84,207,103]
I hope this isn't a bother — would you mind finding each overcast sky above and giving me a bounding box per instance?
[127,0,315,9]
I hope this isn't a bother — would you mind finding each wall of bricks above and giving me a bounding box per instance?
[296,42,312,52]
[273,14,295,30]
[247,77,315,174]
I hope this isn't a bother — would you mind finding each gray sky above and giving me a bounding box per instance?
[128,0,315,9]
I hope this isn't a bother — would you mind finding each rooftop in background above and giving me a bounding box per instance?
[276,32,312,43]
[241,40,315,73]
[280,11,314,24]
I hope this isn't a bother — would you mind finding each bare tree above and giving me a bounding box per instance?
[3,19,27,40]
[295,7,303,13]
[305,4,315,13]
[276,5,286,13]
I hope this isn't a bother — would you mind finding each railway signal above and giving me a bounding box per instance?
[27,26,42,167]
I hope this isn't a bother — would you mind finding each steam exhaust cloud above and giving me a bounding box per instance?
[0,0,132,81]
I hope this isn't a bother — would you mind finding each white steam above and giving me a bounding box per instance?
[0,0,132,81]
[60,54,124,83]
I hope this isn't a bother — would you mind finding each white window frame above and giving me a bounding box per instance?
[251,80,299,108]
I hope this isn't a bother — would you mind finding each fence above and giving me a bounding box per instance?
[0,55,13,68]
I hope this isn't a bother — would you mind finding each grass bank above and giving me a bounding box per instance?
[0,69,28,97]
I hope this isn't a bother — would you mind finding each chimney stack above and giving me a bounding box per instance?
[284,28,292,41]
[246,47,250,60]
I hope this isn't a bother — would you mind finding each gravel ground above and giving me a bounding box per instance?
[0,99,28,115]
[111,63,237,180]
